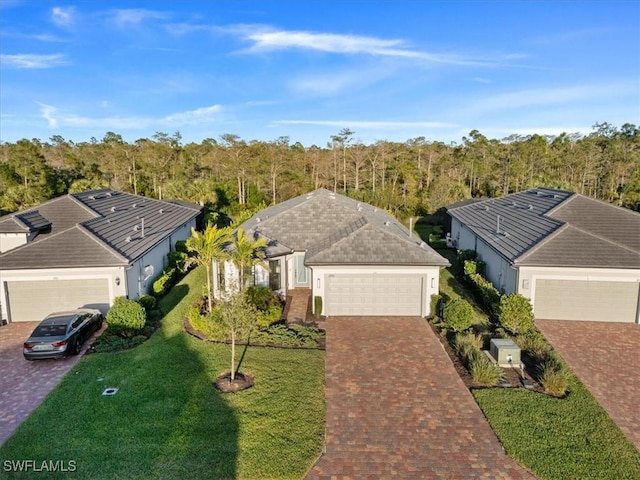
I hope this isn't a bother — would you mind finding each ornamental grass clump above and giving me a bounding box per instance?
[469,350,504,387]
[538,354,570,397]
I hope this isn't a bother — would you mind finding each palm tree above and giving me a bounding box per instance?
[185,225,232,312]
[227,228,268,291]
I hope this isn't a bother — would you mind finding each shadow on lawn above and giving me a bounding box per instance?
[152,280,240,478]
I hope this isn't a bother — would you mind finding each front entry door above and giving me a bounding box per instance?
[294,255,311,287]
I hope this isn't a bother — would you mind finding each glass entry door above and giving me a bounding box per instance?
[294,255,310,287]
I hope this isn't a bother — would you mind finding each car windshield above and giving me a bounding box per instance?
[32,324,68,337]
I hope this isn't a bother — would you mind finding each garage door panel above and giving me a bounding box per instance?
[535,279,639,323]
[327,274,424,316]
[6,279,110,322]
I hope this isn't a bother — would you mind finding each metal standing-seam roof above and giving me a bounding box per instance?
[448,187,640,269]
[241,189,449,267]
[0,189,201,270]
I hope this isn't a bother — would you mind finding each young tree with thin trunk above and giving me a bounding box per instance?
[217,291,258,382]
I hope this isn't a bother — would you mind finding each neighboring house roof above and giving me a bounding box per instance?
[448,187,640,269]
[241,189,449,267]
[0,189,201,270]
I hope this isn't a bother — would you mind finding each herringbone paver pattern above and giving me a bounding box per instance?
[307,317,535,479]
[537,319,640,451]
[0,322,104,446]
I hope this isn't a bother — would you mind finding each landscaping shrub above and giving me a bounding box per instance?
[469,350,503,386]
[463,259,486,276]
[106,297,146,337]
[429,294,442,319]
[538,360,570,397]
[152,267,176,297]
[256,304,283,328]
[513,331,551,361]
[246,285,277,311]
[314,296,323,318]
[454,332,484,365]
[442,298,475,332]
[457,249,477,263]
[145,309,163,325]
[167,251,188,272]
[137,294,156,312]
[498,293,534,335]
[174,239,188,253]
[467,273,500,315]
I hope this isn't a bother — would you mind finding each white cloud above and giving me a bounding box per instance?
[164,105,222,125]
[274,120,458,129]
[472,77,492,84]
[108,8,170,27]
[1,53,68,68]
[37,103,223,130]
[229,25,512,67]
[51,6,75,27]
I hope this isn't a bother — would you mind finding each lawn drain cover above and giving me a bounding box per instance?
[102,388,119,396]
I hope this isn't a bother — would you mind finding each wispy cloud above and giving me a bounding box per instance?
[107,8,170,27]
[51,6,75,27]
[1,53,69,68]
[38,103,223,129]
[472,77,492,84]
[274,120,458,129]
[468,80,638,113]
[228,25,515,67]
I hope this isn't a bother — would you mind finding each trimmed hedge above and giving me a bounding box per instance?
[498,293,534,335]
[442,298,475,332]
[106,297,146,337]
[152,267,177,297]
[467,273,500,316]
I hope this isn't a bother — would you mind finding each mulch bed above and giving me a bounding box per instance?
[214,371,254,393]
[428,321,542,393]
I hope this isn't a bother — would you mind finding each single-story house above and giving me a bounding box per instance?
[448,187,640,323]
[214,189,450,317]
[0,189,201,323]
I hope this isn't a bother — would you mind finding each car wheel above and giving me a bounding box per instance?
[72,337,83,355]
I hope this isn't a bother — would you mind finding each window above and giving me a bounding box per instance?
[217,264,225,290]
[269,260,281,290]
[243,266,255,289]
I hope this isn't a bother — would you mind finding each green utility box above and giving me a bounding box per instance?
[489,338,521,366]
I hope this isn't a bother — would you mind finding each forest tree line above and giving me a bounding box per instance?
[1,122,639,219]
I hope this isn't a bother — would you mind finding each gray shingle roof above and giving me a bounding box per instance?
[242,189,449,267]
[0,189,201,270]
[448,187,640,268]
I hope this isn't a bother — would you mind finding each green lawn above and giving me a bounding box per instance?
[0,267,325,479]
[474,381,640,480]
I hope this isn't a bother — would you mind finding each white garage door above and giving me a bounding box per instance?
[326,274,424,316]
[534,279,639,323]
[6,279,110,322]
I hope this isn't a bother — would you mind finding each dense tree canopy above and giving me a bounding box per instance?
[1,123,639,217]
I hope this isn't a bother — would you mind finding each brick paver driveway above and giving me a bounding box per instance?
[537,320,640,451]
[0,322,103,446]
[307,317,535,479]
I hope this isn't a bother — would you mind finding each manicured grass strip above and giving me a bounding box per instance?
[0,266,325,479]
[473,377,640,480]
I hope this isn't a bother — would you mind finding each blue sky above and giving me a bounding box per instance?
[1,1,638,146]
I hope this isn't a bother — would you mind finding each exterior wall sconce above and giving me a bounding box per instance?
[317,278,320,289]
[115,277,121,286]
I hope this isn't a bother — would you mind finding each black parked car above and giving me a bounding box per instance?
[23,309,103,360]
